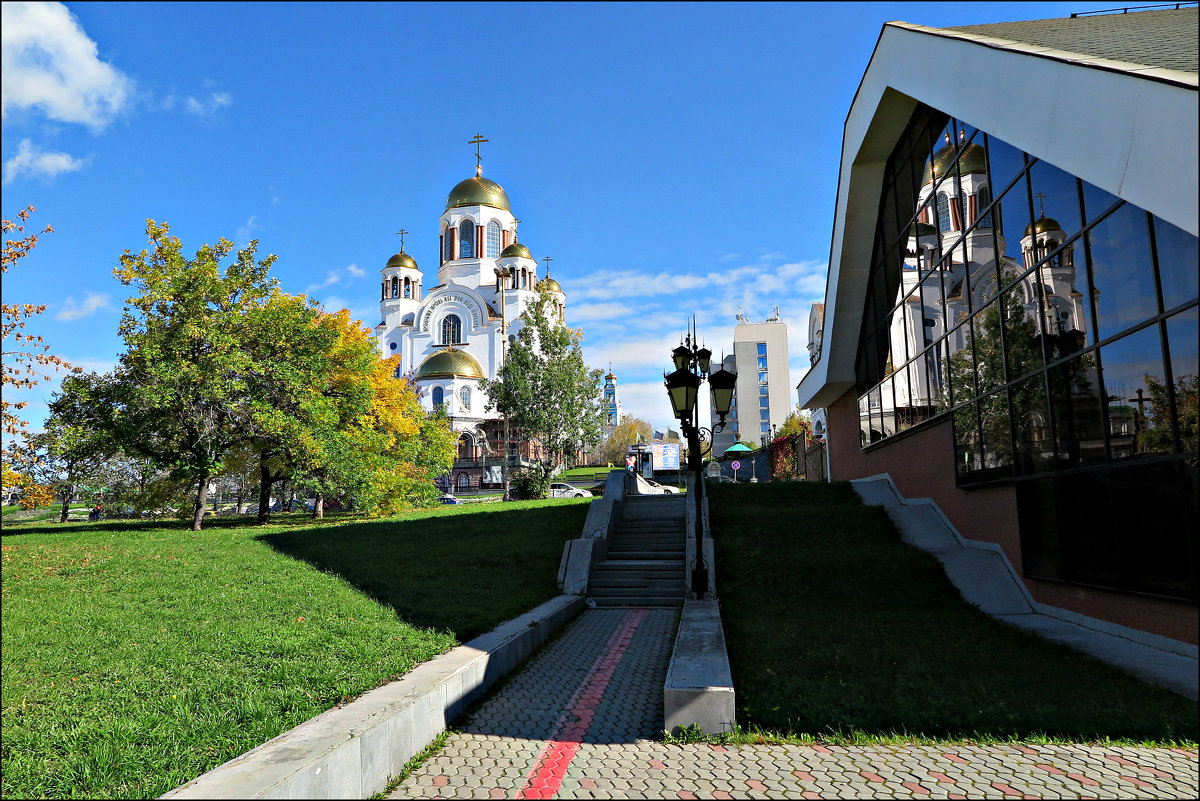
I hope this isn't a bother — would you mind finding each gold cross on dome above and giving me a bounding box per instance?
[395,228,408,251]
[1034,192,1048,216]
[468,133,488,175]
[542,256,553,276]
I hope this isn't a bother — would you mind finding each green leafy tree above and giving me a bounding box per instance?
[481,285,606,498]
[30,377,117,521]
[597,417,654,466]
[776,404,813,442]
[78,221,279,531]
[1141,373,1199,456]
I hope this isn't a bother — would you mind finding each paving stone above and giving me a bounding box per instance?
[386,609,1198,801]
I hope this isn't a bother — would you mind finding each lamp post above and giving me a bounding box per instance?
[664,322,737,600]
[494,264,515,500]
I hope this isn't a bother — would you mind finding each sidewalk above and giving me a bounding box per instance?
[388,607,1198,800]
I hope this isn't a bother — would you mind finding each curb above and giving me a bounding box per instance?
[161,594,586,799]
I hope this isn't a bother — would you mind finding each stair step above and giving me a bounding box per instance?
[589,596,684,607]
[594,559,684,569]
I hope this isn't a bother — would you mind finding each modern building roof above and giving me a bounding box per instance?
[944,7,1198,75]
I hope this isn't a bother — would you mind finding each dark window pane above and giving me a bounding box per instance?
[1086,203,1157,341]
[1038,234,1092,359]
[878,375,897,440]
[1049,351,1106,467]
[1080,177,1122,226]
[1026,158,1083,241]
[983,131,1028,210]
[1012,374,1054,475]
[945,320,974,406]
[980,389,1013,477]
[1003,276,1045,382]
[1165,307,1199,455]
[954,404,981,478]
[972,300,1005,394]
[1105,462,1197,600]
[933,339,952,414]
[859,395,871,447]
[1153,216,1199,312]
[1099,324,1167,461]
[1017,477,1064,579]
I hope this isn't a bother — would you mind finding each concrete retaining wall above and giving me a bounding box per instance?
[663,599,736,735]
[162,594,586,799]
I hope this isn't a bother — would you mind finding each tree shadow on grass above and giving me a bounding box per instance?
[257,503,587,643]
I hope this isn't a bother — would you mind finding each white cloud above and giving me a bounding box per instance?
[236,215,260,244]
[56,291,110,321]
[307,264,365,294]
[1,1,131,130]
[185,89,231,117]
[3,137,87,184]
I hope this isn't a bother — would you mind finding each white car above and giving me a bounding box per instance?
[549,482,590,499]
[644,479,681,494]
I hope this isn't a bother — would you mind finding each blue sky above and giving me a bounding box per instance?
[3,1,1102,439]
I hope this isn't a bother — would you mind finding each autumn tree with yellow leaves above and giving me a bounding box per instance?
[2,206,79,443]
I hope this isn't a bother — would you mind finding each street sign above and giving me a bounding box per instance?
[731,460,741,470]
[625,455,636,471]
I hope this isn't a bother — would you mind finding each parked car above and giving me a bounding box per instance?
[704,474,735,483]
[644,479,680,494]
[440,493,463,505]
[548,482,590,499]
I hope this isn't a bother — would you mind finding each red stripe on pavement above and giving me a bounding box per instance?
[516,609,648,799]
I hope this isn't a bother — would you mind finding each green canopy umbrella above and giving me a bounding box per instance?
[724,443,752,481]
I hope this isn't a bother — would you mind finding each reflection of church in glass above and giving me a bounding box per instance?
[373,140,567,492]
[868,136,1084,446]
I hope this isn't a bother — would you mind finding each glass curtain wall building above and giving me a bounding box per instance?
[854,104,1198,602]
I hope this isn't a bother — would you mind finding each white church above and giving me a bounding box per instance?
[373,145,568,492]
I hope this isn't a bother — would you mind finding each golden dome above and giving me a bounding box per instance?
[538,277,564,294]
[445,176,511,211]
[1025,215,1064,237]
[386,252,418,270]
[500,242,533,260]
[414,347,485,380]
[922,142,987,185]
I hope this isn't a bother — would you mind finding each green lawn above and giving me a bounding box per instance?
[710,481,1198,746]
[1,498,590,799]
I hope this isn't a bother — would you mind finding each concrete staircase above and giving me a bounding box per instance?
[588,494,687,607]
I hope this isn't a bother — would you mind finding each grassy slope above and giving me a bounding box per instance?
[1,499,589,799]
[710,481,1198,745]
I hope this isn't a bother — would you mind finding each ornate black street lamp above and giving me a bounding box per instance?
[664,322,737,600]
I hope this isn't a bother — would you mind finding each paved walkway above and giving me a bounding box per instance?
[389,608,1198,800]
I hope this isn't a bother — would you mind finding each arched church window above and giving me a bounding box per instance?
[391,276,399,298]
[459,386,471,411]
[432,386,444,409]
[457,473,470,491]
[443,228,454,261]
[976,186,993,229]
[459,220,475,258]
[936,194,952,233]
[404,277,412,298]
[441,314,462,345]
[486,221,501,257]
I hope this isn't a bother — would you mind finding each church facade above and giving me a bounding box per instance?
[373,157,567,493]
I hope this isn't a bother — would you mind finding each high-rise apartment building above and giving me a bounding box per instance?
[711,310,791,455]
